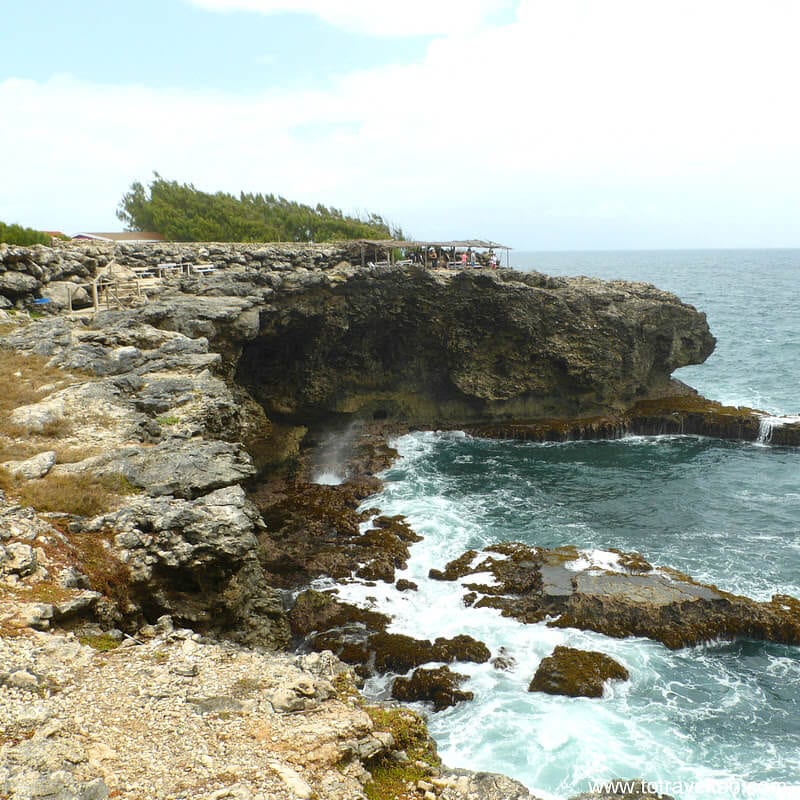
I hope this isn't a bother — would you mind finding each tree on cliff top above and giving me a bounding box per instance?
[117,173,404,242]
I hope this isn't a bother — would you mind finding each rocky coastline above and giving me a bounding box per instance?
[1,240,796,800]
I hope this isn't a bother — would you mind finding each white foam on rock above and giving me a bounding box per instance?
[564,549,623,573]
[313,470,344,485]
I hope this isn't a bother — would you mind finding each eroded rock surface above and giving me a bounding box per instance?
[432,543,800,649]
[392,665,475,710]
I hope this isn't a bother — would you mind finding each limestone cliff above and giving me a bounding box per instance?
[233,266,715,425]
[1,241,715,432]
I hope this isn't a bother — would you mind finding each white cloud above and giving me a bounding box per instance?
[187,0,510,37]
[2,0,799,246]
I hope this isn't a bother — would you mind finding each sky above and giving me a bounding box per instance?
[1,0,799,250]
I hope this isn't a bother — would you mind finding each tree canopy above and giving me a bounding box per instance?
[0,222,52,246]
[117,174,404,242]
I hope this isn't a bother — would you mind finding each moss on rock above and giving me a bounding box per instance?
[529,646,629,698]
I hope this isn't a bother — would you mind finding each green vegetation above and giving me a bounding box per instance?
[363,705,440,800]
[117,173,405,242]
[78,633,122,651]
[0,221,53,246]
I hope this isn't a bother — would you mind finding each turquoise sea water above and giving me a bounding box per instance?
[335,250,800,800]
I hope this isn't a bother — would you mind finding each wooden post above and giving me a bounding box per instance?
[92,280,99,312]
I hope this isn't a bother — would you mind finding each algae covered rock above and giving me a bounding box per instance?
[528,646,629,698]
[392,665,474,710]
[437,543,800,650]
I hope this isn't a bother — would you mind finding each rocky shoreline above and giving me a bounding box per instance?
[1,240,796,799]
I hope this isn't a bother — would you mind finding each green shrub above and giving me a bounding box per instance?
[117,172,406,243]
[0,222,52,246]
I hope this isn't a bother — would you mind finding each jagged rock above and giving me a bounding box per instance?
[234,267,715,426]
[436,543,800,649]
[392,666,474,710]
[58,566,91,589]
[528,646,629,698]
[351,730,395,761]
[3,542,37,576]
[95,486,288,647]
[86,439,255,499]
[2,451,57,480]
[490,647,516,671]
[0,271,38,296]
[253,481,419,588]
[288,590,390,639]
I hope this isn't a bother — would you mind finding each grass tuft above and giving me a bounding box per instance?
[0,467,136,517]
[70,532,131,608]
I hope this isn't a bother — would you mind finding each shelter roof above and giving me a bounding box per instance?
[358,238,510,250]
[72,232,166,242]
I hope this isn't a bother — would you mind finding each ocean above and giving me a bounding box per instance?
[334,250,800,800]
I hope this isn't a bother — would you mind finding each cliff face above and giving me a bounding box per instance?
[233,266,715,425]
[0,242,715,430]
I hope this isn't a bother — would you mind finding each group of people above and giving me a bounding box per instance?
[408,247,499,270]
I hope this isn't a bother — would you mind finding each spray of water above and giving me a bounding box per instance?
[311,418,363,484]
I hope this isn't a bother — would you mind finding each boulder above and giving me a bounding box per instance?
[529,646,629,698]
[392,665,474,710]
[2,450,57,480]
[2,542,37,576]
[0,271,39,296]
[41,280,91,309]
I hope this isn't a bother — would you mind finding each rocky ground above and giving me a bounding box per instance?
[0,623,545,800]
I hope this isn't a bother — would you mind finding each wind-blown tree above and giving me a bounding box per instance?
[117,174,405,242]
[0,222,52,246]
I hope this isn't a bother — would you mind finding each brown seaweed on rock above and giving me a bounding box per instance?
[433,543,800,650]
